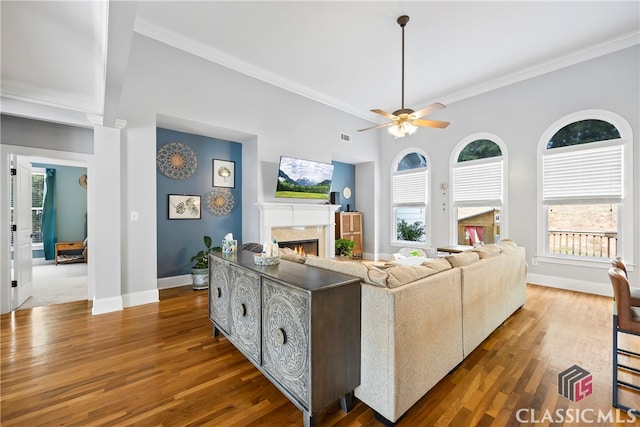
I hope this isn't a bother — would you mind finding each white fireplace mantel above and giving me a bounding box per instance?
[257,203,341,258]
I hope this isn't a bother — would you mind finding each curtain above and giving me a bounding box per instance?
[42,168,57,260]
[465,226,484,245]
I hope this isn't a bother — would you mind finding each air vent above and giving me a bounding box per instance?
[340,133,352,143]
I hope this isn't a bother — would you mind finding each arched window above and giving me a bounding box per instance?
[392,151,429,244]
[451,135,506,246]
[538,111,632,262]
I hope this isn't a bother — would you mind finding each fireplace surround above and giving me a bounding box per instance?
[257,203,341,258]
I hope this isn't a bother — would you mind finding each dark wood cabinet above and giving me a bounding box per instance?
[335,212,363,258]
[209,251,361,427]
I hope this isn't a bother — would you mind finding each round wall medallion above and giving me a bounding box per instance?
[342,186,352,199]
[207,188,235,215]
[156,142,197,179]
[79,174,87,189]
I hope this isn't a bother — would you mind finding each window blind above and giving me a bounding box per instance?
[453,160,503,202]
[393,170,428,204]
[543,144,623,201]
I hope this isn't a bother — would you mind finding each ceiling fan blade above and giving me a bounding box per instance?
[371,109,397,120]
[411,102,446,119]
[358,122,395,132]
[411,119,450,129]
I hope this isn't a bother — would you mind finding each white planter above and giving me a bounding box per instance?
[192,268,209,290]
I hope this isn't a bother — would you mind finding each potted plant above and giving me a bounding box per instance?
[335,238,355,259]
[190,235,218,290]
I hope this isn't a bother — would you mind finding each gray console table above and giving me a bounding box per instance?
[209,250,361,427]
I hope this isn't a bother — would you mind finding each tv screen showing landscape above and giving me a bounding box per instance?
[276,156,334,200]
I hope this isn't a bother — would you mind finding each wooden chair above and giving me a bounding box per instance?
[611,257,640,306]
[609,267,640,415]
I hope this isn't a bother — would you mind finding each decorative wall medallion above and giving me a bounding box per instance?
[207,188,235,215]
[262,280,309,406]
[157,142,197,179]
[79,174,87,189]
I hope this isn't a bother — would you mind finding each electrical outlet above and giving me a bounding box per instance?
[130,211,139,222]
[531,257,538,266]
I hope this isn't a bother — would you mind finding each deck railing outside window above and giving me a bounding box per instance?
[548,230,617,258]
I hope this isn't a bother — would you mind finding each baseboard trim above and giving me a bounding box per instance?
[157,274,192,289]
[123,289,159,308]
[92,296,123,315]
[526,273,613,297]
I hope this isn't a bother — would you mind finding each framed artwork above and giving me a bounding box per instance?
[213,159,235,188]
[168,194,201,219]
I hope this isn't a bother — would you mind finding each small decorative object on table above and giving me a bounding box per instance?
[254,238,280,265]
[222,233,237,254]
[253,253,280,266]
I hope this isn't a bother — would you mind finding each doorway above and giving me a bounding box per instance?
[2,147,92,313]
[15,160,89,309]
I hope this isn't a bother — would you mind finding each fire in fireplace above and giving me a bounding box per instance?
[278,239,319,257]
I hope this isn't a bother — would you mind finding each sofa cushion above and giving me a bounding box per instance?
[470,244,500,259]
[421,257,452,272]
[445,251,480,268]
[385,265,444,288]
[304,256,375,284]
[497,239,519,254]
[279,247,307,263]
[364,264,389,287]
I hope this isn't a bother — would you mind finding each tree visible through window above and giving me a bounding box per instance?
[32,171,45,244]
[393,152,428,244]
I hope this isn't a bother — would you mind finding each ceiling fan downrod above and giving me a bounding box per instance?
[398,15,409,111]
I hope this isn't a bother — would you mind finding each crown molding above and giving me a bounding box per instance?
[136,18,638,124]
[438,30,640,106]
[1,79,102,115]
[133,18,372,122]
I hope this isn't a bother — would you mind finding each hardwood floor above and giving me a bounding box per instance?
[2,284,638,426]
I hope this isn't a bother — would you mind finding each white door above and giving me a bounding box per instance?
[12,156,33,309]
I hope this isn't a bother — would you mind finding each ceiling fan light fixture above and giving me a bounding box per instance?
[389,121,417,138]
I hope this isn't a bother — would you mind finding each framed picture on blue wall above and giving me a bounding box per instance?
[168,194,201,219]
[213,159,235,188]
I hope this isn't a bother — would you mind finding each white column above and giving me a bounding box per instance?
[90,124,123,314]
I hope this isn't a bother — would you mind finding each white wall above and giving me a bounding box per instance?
[116,34,381,299]
[377,46,639,294]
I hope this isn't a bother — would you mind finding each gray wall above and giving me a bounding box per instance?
[378,46,639,291]
[1,115,93,153]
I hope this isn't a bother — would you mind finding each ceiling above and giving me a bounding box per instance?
[1,1,639,128]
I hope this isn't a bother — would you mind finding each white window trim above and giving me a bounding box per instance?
[536,109,634,267]
[449,133,508,245]
[391,148,431,247]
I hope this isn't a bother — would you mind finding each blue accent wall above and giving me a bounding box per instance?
[32,163,87,258]
[156,128,242,278]
[330,161,355,212]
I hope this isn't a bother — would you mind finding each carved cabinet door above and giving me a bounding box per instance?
[229,266,261,364]
[261,279,310,409]
[209,256,232,334]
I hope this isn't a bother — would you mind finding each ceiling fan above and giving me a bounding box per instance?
[359,15,450,138]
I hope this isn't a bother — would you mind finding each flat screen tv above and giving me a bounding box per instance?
[276,156,334,200]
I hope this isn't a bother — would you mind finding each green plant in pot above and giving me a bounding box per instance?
[335,238,355,258]
[190,235,219,290]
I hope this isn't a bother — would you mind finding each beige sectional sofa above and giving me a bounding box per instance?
[281,240,527,424]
